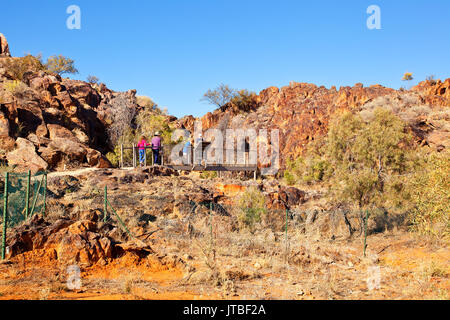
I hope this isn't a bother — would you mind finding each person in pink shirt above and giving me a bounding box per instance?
[137,135,150,167]
[151,132,162,165]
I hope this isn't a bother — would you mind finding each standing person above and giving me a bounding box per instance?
[151,131,162,165]
[183,137,193,165]
[137,135,150,167]
[193,133,204,170]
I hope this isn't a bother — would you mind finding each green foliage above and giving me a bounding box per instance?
[286,108,414,213]
[106,105,176,166]
[3,80,26,95]
[202,84,237,107]
[2,54,45,81]
[135,106,173,146]
[409,150,450,241]
[235,187,266,232]
[202,84,256,110]
[284,154,330,186]
[327,108,414,210]
[45,55,78,76]
[106,146,121,167]
[402,72,414,81]
[200,171,218,179]
[230,89,257,112]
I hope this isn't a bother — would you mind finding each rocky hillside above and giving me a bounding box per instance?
[0,34,139,172]
[1,32,448,172]
[178,79,449,167]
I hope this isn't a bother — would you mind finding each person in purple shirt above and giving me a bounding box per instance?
[151,131,162,165]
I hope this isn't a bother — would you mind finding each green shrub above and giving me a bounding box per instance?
[106,149,120,167]
[409,150,450,241]
[200,171,218,179]
[2,54,46,81]
[235,187,266,232]
[283,154,330,185]
[45,55,78,76]
[230,89,257,112]
[202,84,257,111]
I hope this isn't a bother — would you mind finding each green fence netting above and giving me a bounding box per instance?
[1,171,47,259]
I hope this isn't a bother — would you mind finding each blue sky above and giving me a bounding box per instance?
[2,0,449,118]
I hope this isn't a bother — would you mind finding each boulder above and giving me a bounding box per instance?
[86,148,112,168]
[267,186,307,210]
[6,138,48,173]
[47,124,79,142]
[0,33,10,57]
[0,110,15,151]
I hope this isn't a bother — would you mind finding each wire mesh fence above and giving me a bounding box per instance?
[98,185,304,266]
[1,171,47,259]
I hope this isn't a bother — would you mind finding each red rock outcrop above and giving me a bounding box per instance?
[0,33,10,57]
[0,34,141,172]
[411,79,450,106]
[176,80,449,168]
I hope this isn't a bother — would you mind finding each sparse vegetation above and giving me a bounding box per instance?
[3,80,28,97]
[202,84,257,111]
[402,72,414,81]
[202,84,237,107]
[1,54,45,81]
[235,187,266,232]
[409,150,450,241]
[284,106,449,242]
[45,55,78,76]
[87,75,99,84]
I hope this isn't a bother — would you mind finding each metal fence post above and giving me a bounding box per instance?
[29,174,44,218]
[285,209,288,263]
[144,147,147,167]
[2,172,9,260]
[120,144,124,169]
[104,186,108,223]
[210,202,213,243]
[364,209,369,257]
[131,144,135,168]
[152,148,154,166]
[25,170,31,220]
[43,172,47,217]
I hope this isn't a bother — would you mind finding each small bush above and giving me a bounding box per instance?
[409,150,450,241]
[229,89,258,112]
[283,152,330,186]
[106,150,120,167]
[45,55,78,76]
[87,75,99,84]
[235,187,266,232]
[2,54,45,81]
[3,80,29,100]
[200,171,218,179]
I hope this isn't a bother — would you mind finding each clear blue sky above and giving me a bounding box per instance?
[2,0,449,118]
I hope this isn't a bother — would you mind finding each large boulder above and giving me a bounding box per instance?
[47,138,87,162]
[0,110,15,151]
[86,148,112,168]
[0,33,10,57]
[6,138,48,173]
[5,215,152,267]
